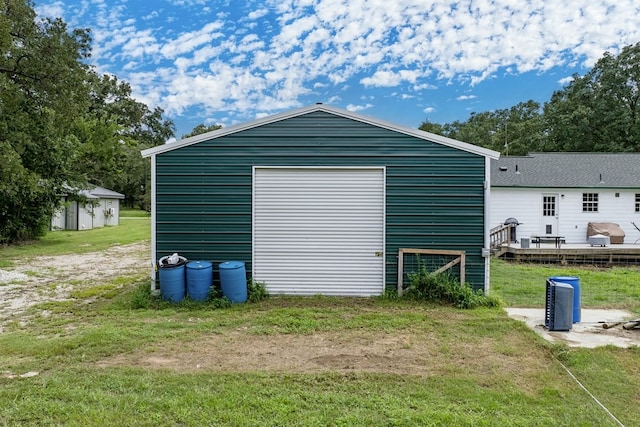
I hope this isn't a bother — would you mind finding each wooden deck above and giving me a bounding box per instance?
[495,242,640,265]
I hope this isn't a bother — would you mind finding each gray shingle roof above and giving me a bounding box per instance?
[87,186,125,199]
[491,153,640,188]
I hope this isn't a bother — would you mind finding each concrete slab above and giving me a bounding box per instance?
[506,308,640,348]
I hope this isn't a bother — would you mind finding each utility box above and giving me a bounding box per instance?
[520,237,530,249]
[545,280,574,331]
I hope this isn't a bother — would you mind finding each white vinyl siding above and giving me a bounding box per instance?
[253,167,385,296]
[492,188,639,244]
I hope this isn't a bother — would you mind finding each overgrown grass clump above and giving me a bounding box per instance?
[131,279,269,309]
[404,266,502,309]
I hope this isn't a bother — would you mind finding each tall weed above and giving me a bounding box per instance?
[405,263,501,309]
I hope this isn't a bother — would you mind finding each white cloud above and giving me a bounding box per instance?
[160,21,226,58]
[423,107,436,114]
[456,95,477,101]
[413,83,437,91]
[247,8,270,20]
[558,76,575,86]
[167,0,209,5]
[34,1,65,19]
[55,0,640,129]
[143,10,159,21]
[121,29,160,58]
[346,103,374,112]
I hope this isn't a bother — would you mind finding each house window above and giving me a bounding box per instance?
[582,193,598,212]
[542,196,556,217]
[636,194,640,212]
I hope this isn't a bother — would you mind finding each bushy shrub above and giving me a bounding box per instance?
[130,282,154,309]
[247,279,269,303]
[405,264,501,309]
[131,279,269,309]
[207,286,232,308]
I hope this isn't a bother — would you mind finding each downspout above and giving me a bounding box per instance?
[483,156,492,294]
[150,154,159,295]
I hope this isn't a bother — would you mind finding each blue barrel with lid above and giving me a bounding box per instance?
[549,276,581,323]
[186,261,213,301]
[219,261,247,303]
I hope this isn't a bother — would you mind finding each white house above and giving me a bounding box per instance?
[490,153,640,244]
[51,186,125,231]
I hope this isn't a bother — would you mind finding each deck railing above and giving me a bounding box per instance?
[489,223,513,249]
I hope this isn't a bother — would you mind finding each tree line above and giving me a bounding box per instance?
[420,42,640,156]
[0,0,176,243]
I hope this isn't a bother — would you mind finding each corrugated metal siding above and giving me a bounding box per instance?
[93,201,105,228]
[51,197,66,230]
[65,201,78,230]
[253,168,384,296]
[155,111,487,291]
[77,204,94,230]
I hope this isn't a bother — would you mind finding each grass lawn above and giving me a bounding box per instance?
[0,218,149,264]
[2,295,639,426]
[491,258,640,313]
[1,222,639,426]
[120,207,151,218]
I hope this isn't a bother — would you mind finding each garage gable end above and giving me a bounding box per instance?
[148,106,496,294]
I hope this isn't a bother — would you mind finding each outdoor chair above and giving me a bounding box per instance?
[632,222,640,244]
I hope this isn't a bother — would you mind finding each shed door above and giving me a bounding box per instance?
[253,168,385,296]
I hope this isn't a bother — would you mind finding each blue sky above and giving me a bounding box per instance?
[35,0,640,140]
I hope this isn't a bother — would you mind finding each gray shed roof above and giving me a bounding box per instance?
[88,186,125,199]
[74,186,125,200]
[491,152,640,189]
[61,185,125,199]
[141,104,500,159]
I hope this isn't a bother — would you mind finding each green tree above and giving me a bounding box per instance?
[182,123,222,139]
[0,0,175,241]
[0,0,91,242]
[544,42,640,152]
[420,101,544,156]
[74,73,175,207]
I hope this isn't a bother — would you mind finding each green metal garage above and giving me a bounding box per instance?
[141,104,499,296]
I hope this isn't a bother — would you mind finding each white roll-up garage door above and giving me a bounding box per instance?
[253,167,385,296]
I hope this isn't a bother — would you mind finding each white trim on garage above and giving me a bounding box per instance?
[252,167,386,296]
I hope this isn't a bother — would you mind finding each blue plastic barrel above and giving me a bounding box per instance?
[549,276,581,323]
[219,261,247,303]
[186,261,213,301]
[159,257,186,303]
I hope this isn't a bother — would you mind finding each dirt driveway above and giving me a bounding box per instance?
[0,242,149,325]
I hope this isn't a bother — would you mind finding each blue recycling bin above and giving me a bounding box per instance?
[549,276,581,323]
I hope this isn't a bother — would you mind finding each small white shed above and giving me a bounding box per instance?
[51,186,125,231]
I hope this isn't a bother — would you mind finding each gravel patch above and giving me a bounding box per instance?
[0,242,150,324]
[0,270,30,283]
